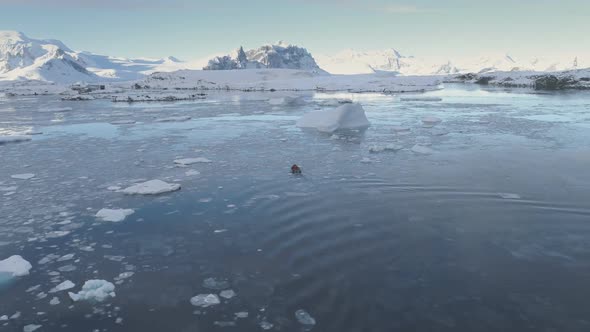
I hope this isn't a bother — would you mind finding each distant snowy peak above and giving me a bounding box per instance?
[0,31,188,83]
[204,43,327,73]
[316,49,585,75]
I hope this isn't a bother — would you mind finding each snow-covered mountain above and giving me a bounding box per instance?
[316,48,585,76]
[0,31,195,83]
[204,42,327,74]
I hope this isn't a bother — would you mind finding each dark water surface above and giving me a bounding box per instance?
[1,85,590,331]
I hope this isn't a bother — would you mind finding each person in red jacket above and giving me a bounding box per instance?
[291,164,302,174]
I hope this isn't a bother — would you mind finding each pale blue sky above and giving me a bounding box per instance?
[1,0,588,60]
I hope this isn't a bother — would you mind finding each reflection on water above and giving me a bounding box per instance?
[0,85,590,331]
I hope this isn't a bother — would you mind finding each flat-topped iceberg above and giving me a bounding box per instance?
[297,103,370,133]
[68,279,115,302]
[122,180,181,195]
[0,255,32,277]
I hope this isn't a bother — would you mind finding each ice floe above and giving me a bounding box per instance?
[174,158,212,166]
[10,173,36,180]
[68,280,116,302]
[0,255,32,277]
[23,324,42,332]
[297,103,370,133]
[401,96,443,102]
[219,289,236,299]
[368,144,403,153]
[96,208,135,222]
[122,180,181,195]
[295,309,316,326]
[39,107,73,113]
[49,297,60,305]
[190,294,221,307]
[411,145,435,155]
[203,277,230,290]
[155,116,191,122]
[49,280,75,293]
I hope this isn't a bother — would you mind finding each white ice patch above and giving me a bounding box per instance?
[49,297,60,305]
[155,116,191,122]
[174,158,212,166]
[411,145,435,155]
[295,309,316,326]
[498,193,521,199]
[190,294,221,307]
[0,136,32,144]
[10,173,35,180]
[0,255,32,277]
[219,289,236,299]
[368,144,404,153]
[401,97,443,102]
[23,324,42,332]
[185,169,201,176]
[96,208,135,222]
[49,280,75,293]
[297,103,370,133]
[122,180,181,195]
[68,280,115,302]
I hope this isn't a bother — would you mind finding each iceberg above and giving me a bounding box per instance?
[190,294,221,307]
[0,135,32,144]
[297,103,370,133]
[49,280,75,293]
[122,180,181,195]
[0,255,32,277]
[68,279,116,302]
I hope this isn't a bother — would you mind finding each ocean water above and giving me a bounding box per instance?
[1,85,590,331]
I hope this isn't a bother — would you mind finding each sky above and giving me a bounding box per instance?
[0,0,588,60]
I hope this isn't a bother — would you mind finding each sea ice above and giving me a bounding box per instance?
[295,309,316,326]
[23,324,42,332]
[0,136,32,144]
[174,158,212,166]
[10,174,35,180]
[401,97,443,102]
[39,107,73,112]
[203,277,230,290]
[368,144,404,153]
[297,103,370,133]
[68,280,116,302]
[49,297,60,305]
[155,116,191,122]
[190,294,221,307]
[498,193,521,199]
[185,169,201,176]
[411,145,435,155]
[0,255,32,277]
[219,289,236,299]
[49,280,75,293]
[96,208,135,222]
[122,180,181,195]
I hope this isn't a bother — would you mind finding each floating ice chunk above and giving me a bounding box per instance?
[295,309,316,326]
[235,312,249,319]
[49,297,60,305]
[96,208,135,222]
[10,174,35,180]
[368,144,404,153]
[203,277,230,290]
[155,116,191,122]
[0,136,32,144]
[110,120,136,125]
[422,116,442,127]
[57,265,76,272]
[260,321,274,330]
[23,324,42,332]
[49,280,75,293]
[46,231,70,238]
[185,169,201,176]
[297,103,370,133]
[498,193,521,199]
[268,96,305,106]
[190,294,220,307]
[411,145,435,155]
[401,96,442,102]
[107,186,121,191]
[0,255,32,277]
[360,157,372,163]
[174,158,212,166]
[39,107,73,112]
[122,180,181,195]
[68,280,116,302]
[0,315,7,320]
[57,254,74,262]
[114,272,134,281]
[219,289,236,299]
